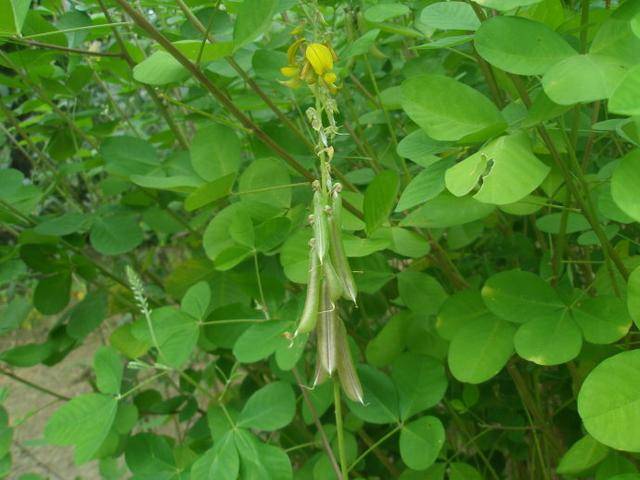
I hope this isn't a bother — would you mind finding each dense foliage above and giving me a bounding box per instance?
[2,0,640,478]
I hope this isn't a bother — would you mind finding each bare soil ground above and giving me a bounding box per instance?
[1,330,101,480]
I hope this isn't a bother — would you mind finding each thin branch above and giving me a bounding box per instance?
[292,368,342,479]
[0,367,70,401]
[8,37,123,58]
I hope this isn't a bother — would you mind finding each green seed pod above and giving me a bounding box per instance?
[324,258,344,302]
[328,192,358,304]
[312,190,329,264]
[336,317,364,404]
[294,243,321,337]
[317,281,337,375]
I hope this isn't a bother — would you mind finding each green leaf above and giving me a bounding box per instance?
[347,365,400,424]
[612,150,640,222]
[100,136,159,178]
[378,227,430,258]
[449,462,483,480]
[342,29,380,58]
[398,271,448,317]
[571,296,632,344]
[237,381,295,431]
[364,170,400,235]
[542,54,627,105]
[0,342,53,367]
[229,209,255,248]
[396,159,449,211]
[184,173,235,211]
[45,393,118,464]
[400,192,495,228]
[399,416,445,471]
[203,203,248,263]
[556,434,609,475]
[578,350,640,451]
[133,306,199,368]
[33,272,71,315]
[34,212,90,236]
[255,442,293,480]
[366,313,412,367]
[448,314,516,384]
[364,4,410,23]
[445,133,550,205]
[255,216,292,252]
[610,65,640,116]
[536,212,591,234]
[420,2,480,31]
[0,296,30,335]
[125,433,175,475]
[93,346,123,395]
[133,50,188,86]
[414,35,474,51]
[279,228,312,284]
[343,234,390,257]
[181,281,211,320]
[397,130,450,165]
[436,289,487,341]
[0,0,31,36]
[90,213,143,256]
[514,309,582,365]
[172,40,234,62]
[233,321,290,363]
[129,174,203,192]
[110,323,149,360]
[392,353,448,421]
[67,291,108,340]
[233,0,278,49]
[401,74,506,143]
[590,0,640,66]
[629,266,640,328]
[190,432,239,480]
[475,16,575,75]
[481,270,564,324]
[190,123,241,182]
[238,158,291,210]
[475,0,541,9]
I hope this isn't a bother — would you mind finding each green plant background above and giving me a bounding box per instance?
[1,0,640,478]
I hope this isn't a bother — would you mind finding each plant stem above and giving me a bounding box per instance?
[0,367,70,401]
[96,0,190,150]
[349,424,401,472]
[8,37,122,57]
[292,368,342,479]
[21,21,131,39]
[334,381,349,480]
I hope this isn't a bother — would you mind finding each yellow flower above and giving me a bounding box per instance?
[305,43,333,76]
[287,38,304,65]
[280,66,299,78]
[323,72,337,84]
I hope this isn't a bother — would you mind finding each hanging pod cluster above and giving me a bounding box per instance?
[294,182,363,404]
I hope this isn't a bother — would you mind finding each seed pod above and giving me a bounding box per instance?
[294,243,321,337]
[324,258,343,302]
[328,191,358,303]
[336,317,364,404]
[312,348,330,387]
[317,281,337,376]
[312,190,329,264]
